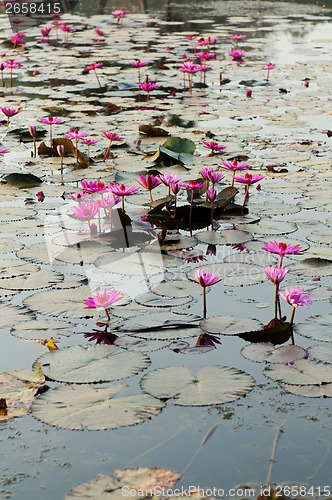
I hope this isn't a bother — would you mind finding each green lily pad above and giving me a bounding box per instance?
[200,316,263,335]
[264,359,332,385]
[140,365,255,406]
[241,343,306,363]
[295,314,332,343]
[37,344,150,383]
[307,345,332,364]
[31,383,165,430]
[279,383,332,398]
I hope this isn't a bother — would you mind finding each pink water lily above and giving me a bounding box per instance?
[265,264,288,319]
[179,60,200,91]
[181,180,207,229]
[159,173,182,196]
[83,288,124,321]
[233,173,265,209]
[72,200,100,232]
[202,140,227,155]
[108,183,139,212]
[65,129,89,166]
[0,147,10,155]
[228,34,246,48]
[262,63,275,81]
[279,286,312,324]
[101,131,124,160]
[36,191,45,202]
[80,180,110,194]
[84,62,103,88]
[10,32,26,49]
[196,52,216,63]
[206,188,217,228]
[69,192,89,203]
[139,80,158,100]
[195,268,222,318]
[219,159,251,186]
[136,174,161,202]
[0,107,21,126]
[112,8,130,25]
[229,49,246,65]
[129,59,150,84]
[262,240,303,267]
[40,116,62,146]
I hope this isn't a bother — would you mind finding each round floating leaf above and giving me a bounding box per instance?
[264,359,332,385]
[10,319,73,341]
[135,292,192,308]
[0,239,24,254]
[96,251,183,276]
[295,314,332,343]
[37,344,150,383]
[140,365,255,406]
[0,259,39,278]
[187,263,266,287]
[64,474,120,500]
[239,220,297,236]
[306,228,332,246]
[122,312,199,330]
[196,230,251,246]
[280,383,332,398]
[249,203,301,216]
[0,270,64,290]
[31,383,165,430]
[245,238,310,254]
[158,236,197,250]
[287,259,332,277]
[0,304,34,329]
[150,279,201,298]
[223,252,278,267]
[178,346,215,355]
[0,206,37,221]
[200,316,263,335]
[307,345,332,364]
[114,336,170,352]
[241,343,306,363]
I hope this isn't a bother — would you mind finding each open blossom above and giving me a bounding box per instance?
[139,81,158,92]
[265,265,288,284]
[10,32,26,48]
[80,180,110,194]
[83,288,124,309]
[196,52,216,62]
[101,131,124,142]
[94,28,104,36]
[179,61,200,74]
[262,241,303,258]
[108,184,139,197]
[0,147,10,155]
[279,286,312,309]
[200,167,213,180]
[233,173,265,185]
[180,180,207,191]
[262,63,275,71]
[136,174,161,191]
[85,62,103,72]
[69,192,89,202]
[4,59,21,69]
[40,116,62,125]
[0,107,21,125]
[202,140,227,154]
[129,59,150,68]
[229,49,246,64]
[208,171,224,184]
[195,268,221,287]
[97,194,120,209]
[64,129,89,140]
[158,173,182,187]
[228,34,246,41]
[72,200,100,220]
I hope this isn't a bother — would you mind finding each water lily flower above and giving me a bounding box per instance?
[82,138,98,158]
[101,131,124,160]
[246,89,252,97]
[40,26,52,41]
[69,192,89,203]
[262,63,275,81]
[262,240,303,267]
[196,52,216,63]
[159,173,182,196]
[112,8,130,25]
[202,140,227,156]
[83,288,124,321]
[60,24,75,43]
[180,180,207,228]
[129,59,150,84]
[233,173,265,208]
[97,194,120,209]
[36,191,45,202]
[40,116,62,146]
[265,265,288,319]
[195,268,222,318]
[10,32,26,49]
[0,146,10,155]
[57,144,65,173]
[108,184,139,212]
[279,286,312,324]
[229,49,246,65]
[0,107,21,126]
[80,180,110,194]
[72,200,100,231]
[94,28,104,36]
[206,188,217,227]
[136,174,161,203]
[228,34,246,48]
[64,129,89,167]
[219,159,251,186]
[139,80,158,100]
[179,60,200,91]
[84,62,103,88]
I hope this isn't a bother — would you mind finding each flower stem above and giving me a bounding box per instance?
[290,306,296,325]
[105,308,110,321]
[242,185,249,209]
[274,283,279,319]
[121,196,125,213]
[203,287,207,319]
[189,189,194,228]
[50,124,52,147]
[94,68,101,89]
[33,137,36,157]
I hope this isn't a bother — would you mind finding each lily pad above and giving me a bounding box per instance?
[239,220,298,236]
[306,229,332,246]
[0,270,64,290]
[196,229,251,246]
[187,263,266,286]
[280,383,332,398]
[241,343,306,363]
[2,173,43,188]
[295,314,332,343]
[37,344,150,383]
[150,279,201,297]
[200,316,263,335]
[10,319,73,341]
[31,383,165,430]
[135,292,192,308]
[140,365,255,406]
[307,345,332,364]
[264,359,332,385]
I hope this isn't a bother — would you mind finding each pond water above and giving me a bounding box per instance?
[0,0,332,498]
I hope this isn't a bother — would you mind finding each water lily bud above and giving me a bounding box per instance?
[57,145,65,157]
[29,125,36,138]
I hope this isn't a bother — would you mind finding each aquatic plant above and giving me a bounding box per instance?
[279,286,312,324]
[136,174,161,203]
[101,131,124,160]
[206,188,216,228]
[84,62,103,89]
[179,60,200,91]
[159,173,182,196]
[83,288,124,321]
[82,138,98,159]
[202,140,226,156]
[265,265,288,319]
[72,200,100,231]
[194,268,221,318]
[112,8,130,25]
[108,184,139,212]
[219,159,251,187]
[129,60,150,85]
[180,180,207,228]
[262,241,303,267]
[4,59,20,87]
[262,63,275,81]
[57,145,65,174]
[10,32,26,49]
[40,116,62,146]
[64,129,89,167]
[139,80,158,100]
[232,173,265,208]
[229,49,246,65]
[0,106,21,126]
[228,34,246,48]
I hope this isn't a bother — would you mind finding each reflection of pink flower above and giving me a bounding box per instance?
[69,192,89,202]
[97,194,120,209]
[83,288,124,309]
[279,287,312,309]
[228,34,246,41]
[196,333,221,348]
[84,330,118,345]
[184,255,207,264]
[265,265,288,284]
